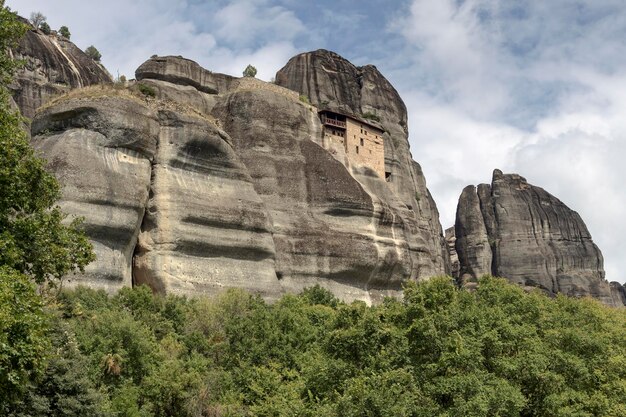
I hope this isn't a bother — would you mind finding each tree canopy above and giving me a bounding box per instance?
[58,25,70,39]
[85,45,101,61]
[6,277,622,416]
[0,1,94,411]
[243,64,257,77]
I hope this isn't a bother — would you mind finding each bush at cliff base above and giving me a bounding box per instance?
[6,276,622,417]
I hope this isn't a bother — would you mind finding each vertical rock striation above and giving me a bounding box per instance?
[10,19,112,119]
[27,50,452,302]
[132,109,283,299]
[31,96,158,291]
[275,49,449,281]
[455,169,623,306]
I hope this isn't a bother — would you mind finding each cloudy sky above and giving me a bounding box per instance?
[8,0,626,283]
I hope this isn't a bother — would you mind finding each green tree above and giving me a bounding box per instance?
[0,2,95,412]
[85,45,101,61]
[39,21,51,35]
[0,11,94,284]
[242,64,257,77]
[58,25,70,39]
[0,267,50,414]
[0,2,27,85]
[7,318,107,417]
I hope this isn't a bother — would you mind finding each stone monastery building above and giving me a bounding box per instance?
[319,110,385,178]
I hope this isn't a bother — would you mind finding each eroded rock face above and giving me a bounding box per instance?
[610,282,626,306]
[31,96,158,291]
[133,109,282,299]
[11,21,112,119]
[136,55,236,94]
[30,51,450,302]
[455,169,623,306]
[275,49,449,281]
[211,89,417,302]
[444,227,460,280]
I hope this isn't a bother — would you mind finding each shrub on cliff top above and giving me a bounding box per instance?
[137,83,156,97]
[29,11,46,29]
[243,64,257,77]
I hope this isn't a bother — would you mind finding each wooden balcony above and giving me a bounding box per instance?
[321,115,346,128]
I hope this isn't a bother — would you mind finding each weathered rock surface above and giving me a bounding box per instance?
[136,55,236,94]
[31,95,158,291]
[10,20,112,119]
[211,89,416,302]
[455,169,623,306]
[133,109,283,299]
[444,227,460,280]
[276,49,450,280]
[29,51,450,302]
[609,282,626,307]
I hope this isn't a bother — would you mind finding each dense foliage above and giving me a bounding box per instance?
[0,1,94,411]
[6,277,624,417]
[0,267,50,412]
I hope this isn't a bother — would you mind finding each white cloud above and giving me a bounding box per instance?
[395,0,626,282]
[204,41,298,81]
[213,1,304,46]
[7,0,303,80]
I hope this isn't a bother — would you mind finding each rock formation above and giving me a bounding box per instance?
[19,34,624,306]
[444,227,460,280]
[30,51,449,303]
[455,169,624,307]
[275,49,450,279]
[10,18,112,119]
[609,282,626,307]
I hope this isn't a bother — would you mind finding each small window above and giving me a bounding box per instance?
[385,171,392,182]
[360,128,363,134]
[369,150,372,154]
[360,138,364,146]
[356,146,359,154]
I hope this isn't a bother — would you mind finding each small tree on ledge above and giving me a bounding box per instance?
[243,64,257,78]
[39,21,50,35]
[58,25,70,39]
[85,45,101,61]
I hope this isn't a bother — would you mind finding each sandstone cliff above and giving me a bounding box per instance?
[276,49,450,279]
[10,19,112,119]
[454,169,624,307]
[30,52,449,303]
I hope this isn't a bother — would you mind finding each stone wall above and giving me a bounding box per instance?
[345,118,385,178]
